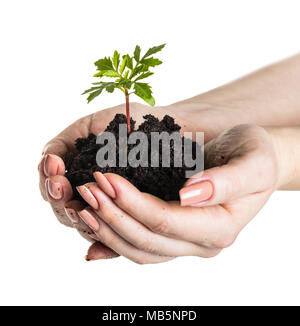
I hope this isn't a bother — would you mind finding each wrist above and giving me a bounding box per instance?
[266,127,300,190]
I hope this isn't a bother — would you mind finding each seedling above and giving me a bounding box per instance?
[82,44,166,133]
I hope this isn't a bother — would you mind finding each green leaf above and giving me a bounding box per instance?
[112,50,120,71]
[81,86,102,95]
[118,78,132,89]
[105,83,116,93]
[125,55,133,70]
[142,44,166,59]
[101,70,120,77]
[94,57,114,71]
[136,93,155,106]
[134,82,155,106]
[86,88,103,103]
[134,45,141,62]
[134,82,152,96]
[82,82,119,102]
[134,71,154,81]
[119,56,127,74]
[93,71,104,77]
[124,70,129,79]
[130,64,147,79]
[141,57,162,67]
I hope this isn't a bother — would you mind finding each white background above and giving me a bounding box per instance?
[0,0,299,305]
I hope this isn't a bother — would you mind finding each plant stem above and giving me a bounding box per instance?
[125,88,130,133]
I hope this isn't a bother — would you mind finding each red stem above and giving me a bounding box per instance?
[125,89,130,133]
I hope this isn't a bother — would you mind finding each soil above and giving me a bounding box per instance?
[63,114,200,202]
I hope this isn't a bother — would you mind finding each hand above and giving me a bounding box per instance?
[39,101,232,260]
[77,124,281,264]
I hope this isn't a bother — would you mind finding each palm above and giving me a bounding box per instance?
[38,103,203,233]
[38,101,232,259]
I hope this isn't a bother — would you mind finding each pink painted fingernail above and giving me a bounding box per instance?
[93,172,116,199]
[86,242,119,261]
[64,207,80,224]
[45,178,63,200]
[78,209,100,232]
[43,154,58,177]
[76,185,99,210]
[179,181,213,206]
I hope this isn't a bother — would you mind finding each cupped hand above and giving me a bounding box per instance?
[38,101,225,260]
[77,124,279,264]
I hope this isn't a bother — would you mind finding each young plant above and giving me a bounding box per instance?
[82,44,166,133]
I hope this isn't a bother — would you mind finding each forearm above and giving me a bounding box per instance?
[170,54,300,128]
[267,126,300,190]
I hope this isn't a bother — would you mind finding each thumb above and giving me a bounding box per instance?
[180,124,277,207]
[180,150,275,207]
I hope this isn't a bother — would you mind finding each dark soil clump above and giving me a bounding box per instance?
[63,114,200,202]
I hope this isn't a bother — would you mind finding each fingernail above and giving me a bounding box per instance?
[77,185,99,210]
[85,254,116,261]
[43,154,58,177]
[64,207,80,224]
[46,178,63,200]
[93,172,116,199]
[78,209,100,232]
[180,181,213,206]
